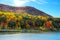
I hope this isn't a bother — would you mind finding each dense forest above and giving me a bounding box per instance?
[0,11,60,32]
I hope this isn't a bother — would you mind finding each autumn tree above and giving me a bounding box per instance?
[8,20,16,29]
[0,15,7,29]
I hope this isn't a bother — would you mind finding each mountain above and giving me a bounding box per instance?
[0,4,52,17]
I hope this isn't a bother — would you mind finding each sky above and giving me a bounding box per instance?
[0,0,60,17]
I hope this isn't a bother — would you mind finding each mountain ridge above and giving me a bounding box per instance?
[0,4,52,17]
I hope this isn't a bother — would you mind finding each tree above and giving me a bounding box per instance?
[45,21,52,28]
[48,17,53,21]
[20,20,26,29]
[26,20,33,27]
[52,20,60,31]
[35,18,45,27]
[8,20,16,29]
[40,26,46,31]
[0,15,6,22]
[0,15,7,29]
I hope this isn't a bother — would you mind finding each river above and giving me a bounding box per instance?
[0,32,60,40]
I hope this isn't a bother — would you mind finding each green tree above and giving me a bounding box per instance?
[0,15,7,29]
[52,20,60,31]
[34,18,45,27]
[8,20,16,29]
[20,20,26,29]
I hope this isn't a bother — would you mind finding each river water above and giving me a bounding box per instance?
[0,33,60,40]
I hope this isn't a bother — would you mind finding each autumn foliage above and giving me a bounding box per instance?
[0,11,60,31]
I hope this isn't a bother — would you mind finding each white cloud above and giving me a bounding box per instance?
[34,0,48,4]
[13,0,28,6]
[13,0,48,6]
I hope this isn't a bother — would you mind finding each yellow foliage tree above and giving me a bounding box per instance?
[40,26,46,31]
[17,16,23,21]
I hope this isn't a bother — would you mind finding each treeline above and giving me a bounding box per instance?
[0,11,60,31]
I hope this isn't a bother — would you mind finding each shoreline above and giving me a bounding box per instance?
[0,30,59,34]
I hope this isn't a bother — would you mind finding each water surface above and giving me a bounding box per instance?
[0,33,60,40]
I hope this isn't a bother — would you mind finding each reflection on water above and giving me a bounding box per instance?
[0,33,60,40]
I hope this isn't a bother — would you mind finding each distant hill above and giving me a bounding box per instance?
[0,4,52,17]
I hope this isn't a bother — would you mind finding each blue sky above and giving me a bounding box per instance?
[0,0,60,17]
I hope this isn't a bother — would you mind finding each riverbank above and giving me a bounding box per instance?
[0,29,59,34]
[0,30,41,34]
